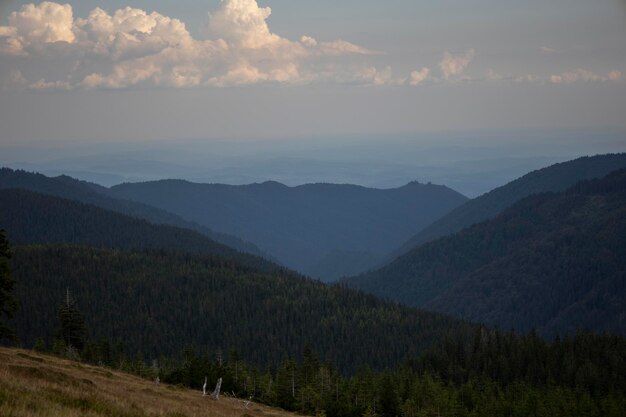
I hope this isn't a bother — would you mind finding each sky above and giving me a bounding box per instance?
[0,0,626,193]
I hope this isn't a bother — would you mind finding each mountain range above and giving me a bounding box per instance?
[0,167,468,280]
[2,153,626,352]
[344,168,626,336]
[387,153,626,260]
[0,168,268,259]
[0,188,280,273]
[108,180,468,280]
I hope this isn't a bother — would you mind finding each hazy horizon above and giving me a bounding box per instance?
[1,128,625,196]
[2,1,626,196]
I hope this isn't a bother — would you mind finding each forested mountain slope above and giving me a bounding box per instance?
[10,245,472,372]
[0,168,266,258]
[0,188,280,273]
[344,169,626,336]
[388,153,626,260]
[109,180,467,280]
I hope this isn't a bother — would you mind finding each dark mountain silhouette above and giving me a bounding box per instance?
[0,188,281,273]
[108,180,468,280]
[343,169,626,337]
[387,153,626,261]
[0,167,267,258]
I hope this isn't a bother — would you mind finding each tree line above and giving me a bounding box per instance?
[32,325,626,417]
[10,244,472,372]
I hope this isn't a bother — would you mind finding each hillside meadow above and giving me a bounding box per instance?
[0,347,302,417]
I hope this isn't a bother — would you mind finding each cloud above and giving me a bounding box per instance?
[208,0,281,49]
[409,67,430,86]
[439,48,474,79]
[0,0,382,89]
[315,39,377,56]
[486,68,502,81]
[300,35,317,47]
[358,66,395,86]
[549,68,622,84]
[514,74,541,83]
[2,2,620,91]
[0,1,75,54]
[29,78,71,90]
[12,1,75,43]
[477,68,623,85]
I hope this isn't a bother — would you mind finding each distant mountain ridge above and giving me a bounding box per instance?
[0,188,281,273]
[343,168,626,336]
[0,167,269,259]
[108,179,468,280]
[387,153,626,261]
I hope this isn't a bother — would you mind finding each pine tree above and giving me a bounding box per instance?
[56,288,87,352]
[379,374,399,417]
[0,229,16,341]
[33,338,46,352]
[275,358,297,410]
[363,405,378,417]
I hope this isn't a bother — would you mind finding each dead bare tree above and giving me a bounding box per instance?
[211,377,223,400]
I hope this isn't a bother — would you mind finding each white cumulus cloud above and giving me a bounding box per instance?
[2,3,620,91]
[12,1,75,43]
[208,0,281,49]
[29,78,71,90]
[439,49,474,79]
[0,0,384,90]
[409,67,430,86]
[549,68,622,84]
[358,66,394,86]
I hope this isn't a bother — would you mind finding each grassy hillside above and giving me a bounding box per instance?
[0,347,300,417]
[344,169,626,336]
[388,153,626,260]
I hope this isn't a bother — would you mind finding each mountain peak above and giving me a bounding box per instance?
[258,180,288,187]
[402,180,424,188]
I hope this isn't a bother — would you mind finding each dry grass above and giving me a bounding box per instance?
[0,347,304,417]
